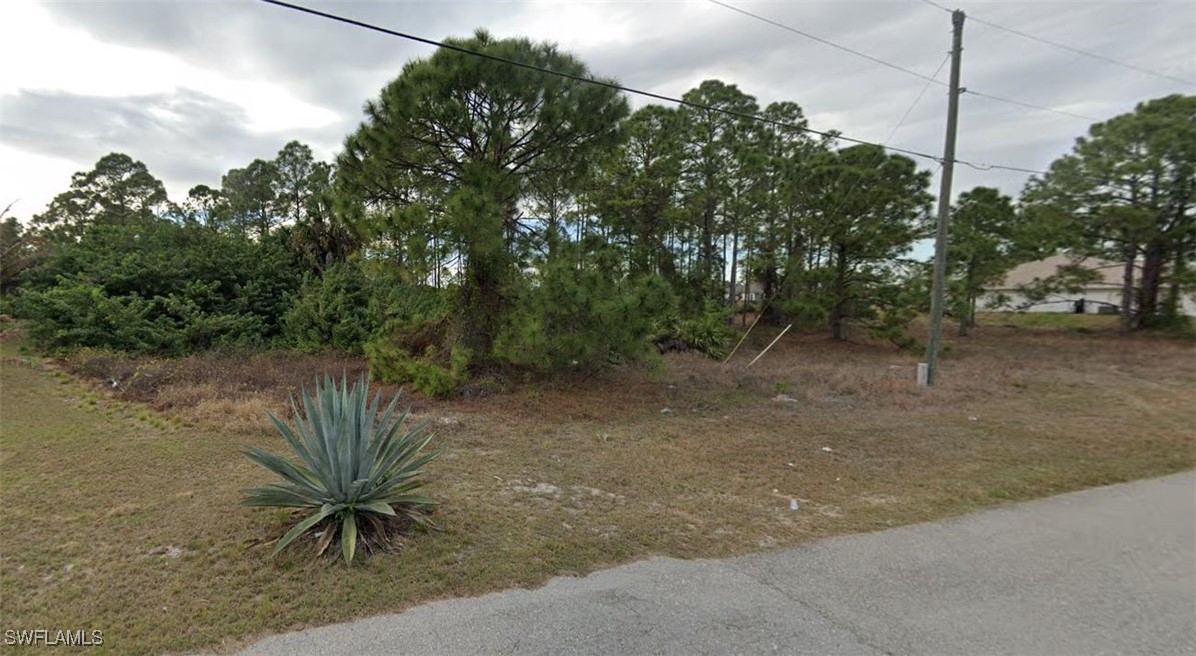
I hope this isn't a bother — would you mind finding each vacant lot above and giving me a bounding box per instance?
[2,314,1194,654]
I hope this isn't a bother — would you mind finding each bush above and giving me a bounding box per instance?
[15,283,162,353]
[493,254,677,370]
[364,337,470,398]
[242,374,438,564]
[283,263,374,354]
[368,279,452,330]
[15,220,299,354]
[651,301,734,359]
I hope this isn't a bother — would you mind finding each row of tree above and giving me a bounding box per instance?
[3,30,1192,393]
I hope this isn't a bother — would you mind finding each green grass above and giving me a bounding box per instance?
[1,326,1194,654]
[976,310,1196,333]
[976,311,1122,331]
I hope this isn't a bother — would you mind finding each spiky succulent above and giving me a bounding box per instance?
[243,374,437,564]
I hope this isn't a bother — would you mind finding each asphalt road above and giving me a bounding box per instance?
[242,472,1196,655]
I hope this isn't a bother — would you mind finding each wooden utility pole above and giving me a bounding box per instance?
[923,9,965,387]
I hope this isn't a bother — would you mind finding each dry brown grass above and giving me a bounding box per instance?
[1,315,1194,654]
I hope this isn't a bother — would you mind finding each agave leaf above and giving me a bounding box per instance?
[373,429,435,481]
[314,523,337,558]
[304,385,337,490]
[268,413,324,477]
[346,478,370,503]
[242,448,325,496]
[341,511,358,564]
[291,410,336,491]
[364,389,384,446]
[402,510,441,531]
[346,379,361,486]
[376,401,406,443]
[365,396,401,464]
[368,457,437,498]
[357,500,396,516]
[376,443,439,487]
[245,374,438,564]
[242,483,323,508]
[272,503,343,557]
[379,494,437,507]
[373,479,424,499]
[367,410,413,480]
[336,409,353,499]
[290,395,326,474]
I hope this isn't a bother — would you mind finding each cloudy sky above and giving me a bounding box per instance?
[1,0,1193,220]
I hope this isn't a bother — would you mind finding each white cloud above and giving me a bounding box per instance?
[0,1,337,133]
[0,145,77,218]
[1,0,1193,218]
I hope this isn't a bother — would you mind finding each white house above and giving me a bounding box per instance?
[979,254,1196,316]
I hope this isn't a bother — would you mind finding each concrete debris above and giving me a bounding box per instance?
[149,545,183,559]
[512,482,562,496]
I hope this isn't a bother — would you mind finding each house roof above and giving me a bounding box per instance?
[990,254,1124,290]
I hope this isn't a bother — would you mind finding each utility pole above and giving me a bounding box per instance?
[922,9,965,387]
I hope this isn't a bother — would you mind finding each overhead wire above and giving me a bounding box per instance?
[884,53,951,144]
[257,0,1053,177]
[919,0,1195,87]
[705,0,941,85]
[738,52,953,345]
[705,0,1099,122]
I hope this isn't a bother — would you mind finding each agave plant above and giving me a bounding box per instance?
[243,374,437,564]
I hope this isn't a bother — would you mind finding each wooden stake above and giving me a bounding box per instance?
[747,324,792,367]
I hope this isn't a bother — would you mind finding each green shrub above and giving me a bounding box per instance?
[364,338,466,398]
[363,281,462,396]
[16,283,161,353]
[651,301,733,359]
[15,220,298,354]
[283,262,374,354]
[242,374,438,564]
[368,280,452,329]
[493,255,677,370]
[15,281,266,355]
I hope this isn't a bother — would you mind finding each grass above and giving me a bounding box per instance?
[976,310,1196,333]
[1,318,1194,654]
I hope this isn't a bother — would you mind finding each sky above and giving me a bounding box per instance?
[1,0,1193,222]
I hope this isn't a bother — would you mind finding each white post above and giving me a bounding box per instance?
[917,362,929,387]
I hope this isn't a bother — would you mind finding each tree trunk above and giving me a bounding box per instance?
[1119,243,1136,334]
[1137,240,1166,325]
[728,228,739,315]
[959,262,975,337]
[1166,235,1187,318]
[702,191,716,302]
[830,244,849,341]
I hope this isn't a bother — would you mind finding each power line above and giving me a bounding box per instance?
[741,57,953,347]
[920,0,1196,87]
[257,0,1051,178]
[706,0,941,85]
[885,54,951,144]
[706,0,1099,122]
[963,90,1095,122]
[258,0,937,159]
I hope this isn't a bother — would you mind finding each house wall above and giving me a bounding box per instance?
[979,288,1124,314]
[979,288,1196,316]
